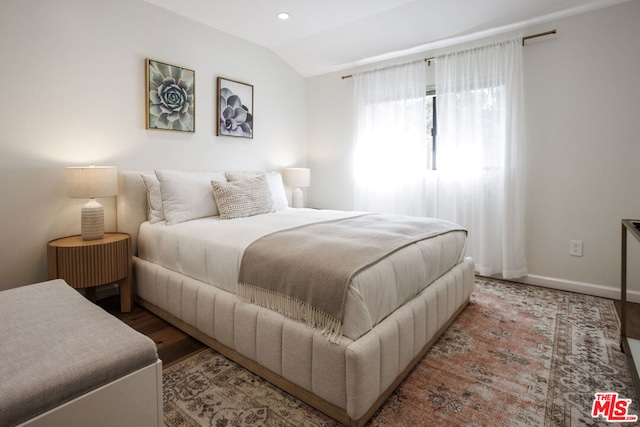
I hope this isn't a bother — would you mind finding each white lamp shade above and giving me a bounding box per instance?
[66,166,117,240]
[283,168,310,188]
[66,166,118,199]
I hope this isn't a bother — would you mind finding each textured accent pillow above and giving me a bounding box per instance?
[155,170,227,225]
[141,173,165,224]
[211,175,275,220]
[225,171,288,211]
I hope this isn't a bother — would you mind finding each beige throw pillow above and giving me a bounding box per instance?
[211,175,274,220]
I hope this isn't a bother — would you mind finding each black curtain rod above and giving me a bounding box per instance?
[341,29,557,80]
[522,29,557,46]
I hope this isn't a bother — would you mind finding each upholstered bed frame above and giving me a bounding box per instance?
[117,171,475,426]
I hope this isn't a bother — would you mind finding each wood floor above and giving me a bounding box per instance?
[98,292,640,370]
[98,295,206,369]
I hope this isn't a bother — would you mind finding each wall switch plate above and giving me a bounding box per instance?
[569,240,583,257]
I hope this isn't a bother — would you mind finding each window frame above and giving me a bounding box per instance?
[426,87,437,170]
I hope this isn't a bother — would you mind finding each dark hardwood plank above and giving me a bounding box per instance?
[97,295,206,368]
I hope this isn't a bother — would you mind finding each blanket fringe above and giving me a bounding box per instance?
[238,283,344,343]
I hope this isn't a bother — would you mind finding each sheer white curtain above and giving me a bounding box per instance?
[430,36,527,279]
[353,60,429,216]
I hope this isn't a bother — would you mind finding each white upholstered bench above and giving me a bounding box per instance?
[0,279,162,427]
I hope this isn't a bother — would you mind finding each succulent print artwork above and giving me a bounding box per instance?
[146,59,195,132]
[217,77,253,138]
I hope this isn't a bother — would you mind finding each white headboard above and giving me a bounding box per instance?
[117,171,149,255]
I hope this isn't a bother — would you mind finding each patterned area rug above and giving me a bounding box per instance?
[163,278,638,426]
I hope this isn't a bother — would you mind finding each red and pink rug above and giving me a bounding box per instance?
[163,278,637,426]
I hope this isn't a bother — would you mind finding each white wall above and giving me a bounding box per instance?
[0,0,307,290]
[307,1,640,300]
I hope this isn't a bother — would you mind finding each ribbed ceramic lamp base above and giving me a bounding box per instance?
[81,199,105,241]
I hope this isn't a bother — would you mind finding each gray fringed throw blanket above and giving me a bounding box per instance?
[238,214,465,342]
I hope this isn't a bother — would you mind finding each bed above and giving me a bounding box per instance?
[117,170,475,426]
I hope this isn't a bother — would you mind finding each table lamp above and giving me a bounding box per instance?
[283,168,310,208]
[66,166,118,240]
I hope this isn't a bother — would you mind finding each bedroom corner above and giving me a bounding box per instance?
[0,0,307,291]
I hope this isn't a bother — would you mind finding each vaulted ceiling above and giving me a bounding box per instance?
[144,0,631,77]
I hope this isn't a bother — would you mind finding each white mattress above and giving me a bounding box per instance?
[137,208,466,339]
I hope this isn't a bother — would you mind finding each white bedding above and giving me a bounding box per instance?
[137,208,466,339]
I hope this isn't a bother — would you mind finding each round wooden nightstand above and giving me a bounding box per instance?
[47,233,133,312]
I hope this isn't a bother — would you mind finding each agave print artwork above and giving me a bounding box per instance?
[146,59,195,132]
[217,77,253,138]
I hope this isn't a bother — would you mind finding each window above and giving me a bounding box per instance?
[425,88,437,170]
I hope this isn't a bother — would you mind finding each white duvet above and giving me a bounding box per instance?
[137,208,467,340]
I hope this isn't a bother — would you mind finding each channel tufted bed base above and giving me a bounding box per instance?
[135,257,474,425]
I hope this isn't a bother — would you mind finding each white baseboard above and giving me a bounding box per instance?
[514,274,640,304]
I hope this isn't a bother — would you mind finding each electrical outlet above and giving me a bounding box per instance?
[569,240,583,257]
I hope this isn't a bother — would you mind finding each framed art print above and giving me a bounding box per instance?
[146,58,195,132]
[217,77,253,138]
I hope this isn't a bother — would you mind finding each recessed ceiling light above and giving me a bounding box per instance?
[277,12,290,20]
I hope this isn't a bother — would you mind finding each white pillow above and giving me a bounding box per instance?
[155,170,227,225]
[211,175,274,220]
[264,172,288,211]
[225,171,288,211]
[224,171,258,181]
[141,173,165,224]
